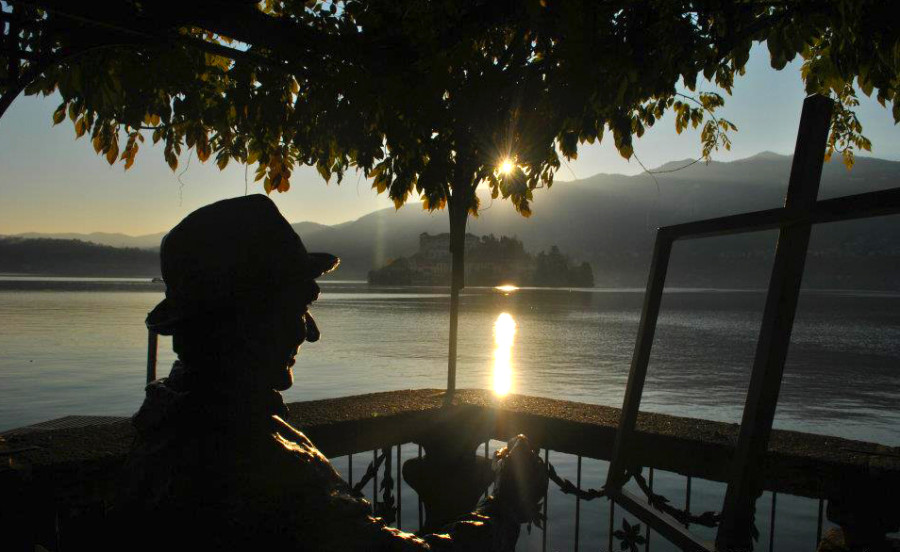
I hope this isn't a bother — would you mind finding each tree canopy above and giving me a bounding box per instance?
[2,0,897,217]
[3,0,897,393]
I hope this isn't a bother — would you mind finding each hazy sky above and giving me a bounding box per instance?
[1,46,897,236]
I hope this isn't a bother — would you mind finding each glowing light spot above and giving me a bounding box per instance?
[499,159,515,175]
[494,284,519,294]
[492,312,517,397]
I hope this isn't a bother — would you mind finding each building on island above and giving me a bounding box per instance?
[368,233,593,287]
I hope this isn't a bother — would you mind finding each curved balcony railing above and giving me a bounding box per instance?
[2,389,898,551]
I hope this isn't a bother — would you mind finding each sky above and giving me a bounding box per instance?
[0,45,897,236]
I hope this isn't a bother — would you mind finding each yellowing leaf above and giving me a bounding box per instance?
[106,140,119,165]
[74,117,86,138]
[316,163,331,182]
[123,145,137,170]
[52,104,66,125]
[196,145,210,162]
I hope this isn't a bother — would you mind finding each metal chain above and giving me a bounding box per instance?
[376,447,396,524]
[351,449,388,496]
[628,468,721,528]
[546,462,608,501]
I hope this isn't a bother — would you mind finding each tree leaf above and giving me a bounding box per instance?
[52,104,66,125]
[106,139,119,165]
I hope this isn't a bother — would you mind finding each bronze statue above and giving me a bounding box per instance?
[114,195,547,551]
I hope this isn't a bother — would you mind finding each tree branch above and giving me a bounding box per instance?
[0,54,52,119]
[7,0,325,74]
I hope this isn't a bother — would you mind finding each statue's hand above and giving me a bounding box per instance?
[490,435,549,525]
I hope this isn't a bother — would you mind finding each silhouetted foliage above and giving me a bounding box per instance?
[2,0,896,207]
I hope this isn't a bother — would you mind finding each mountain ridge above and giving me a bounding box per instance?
[3,153,899,289]
[6,152,896,242]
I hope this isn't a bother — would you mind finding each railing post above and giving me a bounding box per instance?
[542,448,549,552]
[768,492,777,552]
[146,330,158,384]
[608,497,616,552]
[685,476,692,528]
[716,94,833,551]
[396,444,402,529]
[373,449,378,510]
[349,453,354,486]
[645,468,653,552]
[574,455,582,552]
[417,445,423,530]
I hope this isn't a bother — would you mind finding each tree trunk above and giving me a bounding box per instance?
[445,188,469,394]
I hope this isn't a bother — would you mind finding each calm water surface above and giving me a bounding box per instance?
[1,278,897,550]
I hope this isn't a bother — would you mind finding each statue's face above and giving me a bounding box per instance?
[259,282,321,391]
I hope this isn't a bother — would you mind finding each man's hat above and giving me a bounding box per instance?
[146,195,339,335]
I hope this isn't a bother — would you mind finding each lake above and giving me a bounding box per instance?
[1,277,898,550]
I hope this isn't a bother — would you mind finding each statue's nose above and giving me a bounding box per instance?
[303,312,320,342]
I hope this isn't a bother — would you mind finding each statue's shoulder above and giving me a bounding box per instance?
[271,415,317,450]
[252,415,348,491]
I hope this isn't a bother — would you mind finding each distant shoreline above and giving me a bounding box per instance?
[0,273,160,281]
[2,276,900,298]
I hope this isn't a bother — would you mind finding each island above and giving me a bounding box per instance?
[368,232,594,287]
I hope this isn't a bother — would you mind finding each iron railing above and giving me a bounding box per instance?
[4,390,896,551]
[329,441,834,552]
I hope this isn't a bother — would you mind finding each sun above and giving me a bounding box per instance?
[499,159,515,175]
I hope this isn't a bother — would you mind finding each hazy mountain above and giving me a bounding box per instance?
[7,224,329,251]
[296,152,900,289]
[10,231,165,249]
[4,153,898,288]
[290,221,333,240]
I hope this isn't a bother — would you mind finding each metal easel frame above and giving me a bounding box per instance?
[604,94,900,551]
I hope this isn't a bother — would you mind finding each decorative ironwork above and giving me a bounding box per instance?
[375,446,397,524]
[348,447,398,524]
[546,460,720,530]
[546,461,607,501]
[613,519,647,552]
[350,449,388,497]
[628,468,720,528]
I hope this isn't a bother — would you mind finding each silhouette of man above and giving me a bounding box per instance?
[116,195,546,551]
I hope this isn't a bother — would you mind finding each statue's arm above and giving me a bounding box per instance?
[274,419,546,551]
[330,435,546,552]
[329,498,519,552]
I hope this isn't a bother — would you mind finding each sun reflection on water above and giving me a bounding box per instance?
[492,312,517,397]
[494,284,519,295]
